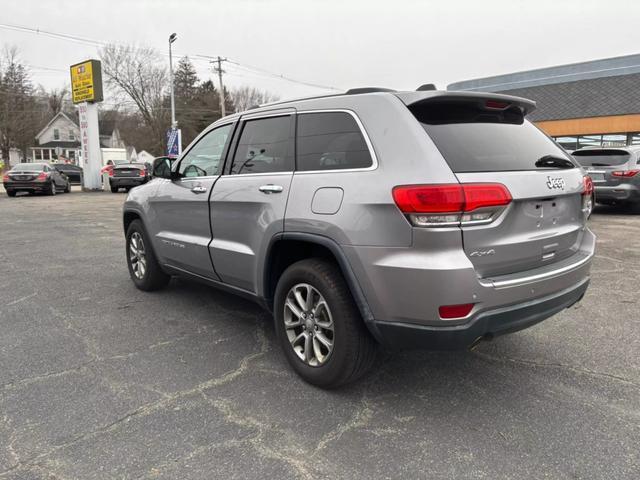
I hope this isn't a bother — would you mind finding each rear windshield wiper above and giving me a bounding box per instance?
[588,163,611,167]
[535,155,575,169]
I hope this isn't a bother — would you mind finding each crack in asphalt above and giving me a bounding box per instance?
[0,322,270,478]
[473,351,640,388]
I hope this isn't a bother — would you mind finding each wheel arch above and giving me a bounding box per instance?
[262,232,378,338]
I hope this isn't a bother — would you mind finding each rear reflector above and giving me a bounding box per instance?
[439,303,474,319]
[611,170,640,177]
[393,183,511,227]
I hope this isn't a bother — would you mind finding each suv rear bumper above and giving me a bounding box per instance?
[342,228,595,348]
[595,184,640,202]
[371,278,588,349]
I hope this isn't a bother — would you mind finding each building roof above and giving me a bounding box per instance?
[35,112,79,140]
[447,53,640,122]
[488,72,640,122]
[448,53,640,92]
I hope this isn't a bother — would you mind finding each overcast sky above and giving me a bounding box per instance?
[3,0,640,101]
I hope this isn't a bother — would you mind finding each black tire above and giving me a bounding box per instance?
[64,182,71,193]
[48,182,56,196]
[274,258,377,389]
[6,190,16,197]
[110,184,118,193]
[125,219,170,291]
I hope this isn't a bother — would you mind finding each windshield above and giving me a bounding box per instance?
[11,163,45,172]
[411,101,576,173]
[572,149,631,167]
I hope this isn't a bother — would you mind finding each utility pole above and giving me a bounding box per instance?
[213,56,227,117]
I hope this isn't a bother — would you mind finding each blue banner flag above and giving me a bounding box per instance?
[166,128,181,158]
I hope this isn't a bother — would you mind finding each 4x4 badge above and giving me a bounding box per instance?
[546,176,565,190]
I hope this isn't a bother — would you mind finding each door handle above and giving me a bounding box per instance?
[258,184,284,194]
[191,186,207,194]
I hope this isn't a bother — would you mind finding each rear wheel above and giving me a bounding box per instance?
[48,182,56,196]
[6,190,16,197]
[64,182,71,193]
[274,258,377,388]
[110,184,118,193]
[125,219,170,291]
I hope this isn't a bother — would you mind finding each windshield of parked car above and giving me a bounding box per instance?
[572,149,631,167]
[11,163,46,171]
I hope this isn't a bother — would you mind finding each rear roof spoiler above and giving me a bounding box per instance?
[394,90,537,116]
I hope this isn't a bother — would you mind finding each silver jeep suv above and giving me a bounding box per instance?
[123,89,595,388]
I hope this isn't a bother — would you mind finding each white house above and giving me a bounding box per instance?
[31,112,81,163]
[30,112,126,165]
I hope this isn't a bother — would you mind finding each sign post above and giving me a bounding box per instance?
[70,59,103,191]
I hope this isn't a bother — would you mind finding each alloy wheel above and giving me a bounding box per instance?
[129,232,147,279]
[283,283,334,367]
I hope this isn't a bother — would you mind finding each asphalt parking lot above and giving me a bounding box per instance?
[0,190,638,480]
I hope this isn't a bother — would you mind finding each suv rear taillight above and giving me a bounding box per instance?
[611,170,640,177]
[139,169,146,177]
[392,183,512,227]
[2,173,8,182]
[582,175,594,219]
[36,172,49,182]
[109,169,114,177]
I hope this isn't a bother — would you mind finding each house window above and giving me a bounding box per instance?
[69,130,75,141]
[53,129,60,140]
[34,149,42,160]
[43,149,50,160]
[68,150,76,160]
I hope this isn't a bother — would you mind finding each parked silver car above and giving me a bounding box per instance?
[573,146,640,206]
[122,89,595,388]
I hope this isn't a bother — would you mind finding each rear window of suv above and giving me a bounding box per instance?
[411,100,576,173]
[572,149,630,167]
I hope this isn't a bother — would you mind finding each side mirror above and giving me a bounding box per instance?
[152,157,174,179]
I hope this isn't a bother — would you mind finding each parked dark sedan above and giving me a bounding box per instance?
[109,163,150,193]
[3,163,70,197]
[53,163,83,185]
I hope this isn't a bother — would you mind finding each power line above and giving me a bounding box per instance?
[0,22,342,91]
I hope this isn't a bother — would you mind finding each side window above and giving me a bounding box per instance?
[229,115,293,175]
[178,124,232,178]
[53,129,60,140]
[296,112,373,171]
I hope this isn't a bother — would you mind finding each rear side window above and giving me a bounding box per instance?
[230,115,293,174]
[412,100,576,172]
[296,112,372,171]
[572,149,630,167]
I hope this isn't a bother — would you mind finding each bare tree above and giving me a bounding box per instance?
[100,44,169,153]
[230,86,279,113]
[44,87,69,115]
[0,46,38,168]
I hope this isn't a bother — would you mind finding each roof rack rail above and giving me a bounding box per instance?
[416,84,437,91]
[345,87,396,95]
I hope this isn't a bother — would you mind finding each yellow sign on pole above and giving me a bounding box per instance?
[70,59,103,104]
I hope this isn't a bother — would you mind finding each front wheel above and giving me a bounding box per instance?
[274,258,377,388]
[125,219,170,291]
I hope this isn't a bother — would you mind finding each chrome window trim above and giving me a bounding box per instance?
[293,109,379,174]
[218,171,294,179]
